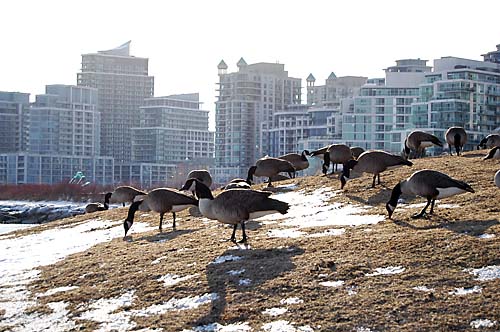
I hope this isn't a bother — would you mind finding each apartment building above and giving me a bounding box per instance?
[131,93,214,164]
[214,58,301,183]
[77,41,154,162]
[0,91,29,153]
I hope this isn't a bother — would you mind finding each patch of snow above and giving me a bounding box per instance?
[280,297,303,305]
[267,228,307,238]
[210,255,242,264]
[366,266,405,276]
[470,319,497,329]
[0,224,38,235]
[12,301,78,332]
[227,269,245,276]
[356,328,376,332]
[157,273,197,287]
[262,307,288,316]
[307,228,345,237]
[477,233,495,239]
[347,286,358,296]
[239,279,251,286]
[448,286,482,295]
[260,188,384,229]
[151,256,168,265]
[0,219,154,330]
[319,280,344,288]
[413,286,434,292]
[262,321,313,332]
[467,265,500,281]
[133,293,218,315]
[38,286,79,297]
[182,322,252,332]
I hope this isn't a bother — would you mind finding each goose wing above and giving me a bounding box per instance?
[212,189,274,221]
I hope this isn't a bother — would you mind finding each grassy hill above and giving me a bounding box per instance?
[1,151,499,331]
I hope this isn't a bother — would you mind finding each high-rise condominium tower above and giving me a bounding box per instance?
[77,41,154,162]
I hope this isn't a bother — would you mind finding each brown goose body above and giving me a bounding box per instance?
[323,144,352,174]
[110,186,147,207]
[182,178,289,243]
[309,145,331,157]
[123,188,198,236]
[247,157,295,187]
[186,169,213,188]
[85,192,112,213]
[386,169,474,219]
[478,134,500,149]
[404,131,443,159]
[445,127,467,156]
[278,150,310,172]
[341,151,413,188]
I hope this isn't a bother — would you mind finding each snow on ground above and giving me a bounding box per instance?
[470,319,497,329]
[319,280,345,288]
[0,218,155,330]
[467,265,500,281]
[448,286,482,296]
[182,322,252,332]
[280,297,303,305]
[262,307,288,316]
[365,266,405,276]
[261,320,314,332]
[158,273,198,287]
[260,187,384,239]
[0,223,38,235]
[413,286,435,292]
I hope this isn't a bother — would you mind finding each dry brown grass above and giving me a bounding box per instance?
[5,151,500,331]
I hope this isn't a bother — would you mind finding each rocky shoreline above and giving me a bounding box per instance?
[0,201,87,224]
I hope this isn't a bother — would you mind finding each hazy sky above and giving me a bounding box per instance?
[1,0,499,123]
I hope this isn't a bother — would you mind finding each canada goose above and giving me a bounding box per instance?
[223,178,251,190]
[278,150,310,176]
[181,178,289,243]
[386,169,474,219]
[478,134,500,149]
[350,147,365,159]
[445,127,467,156]
[247,157,296,187]
[322,144,352,174]
[85,192,112,213]
[484,146,500,160]
[186,170,213,188]
[123,188,198,237]
[110,186,147,207]
[403,131,443,159]
[495,170,500,188]
[309,145,331,157]
[340,151,413,189]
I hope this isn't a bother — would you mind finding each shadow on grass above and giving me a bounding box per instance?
[193,246,305,326]
[394,218,499,235]
[128,229,195,243]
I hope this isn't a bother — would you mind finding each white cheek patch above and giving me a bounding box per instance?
[436,187,466,199]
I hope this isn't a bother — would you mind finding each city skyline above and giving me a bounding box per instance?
[2,0,499,131]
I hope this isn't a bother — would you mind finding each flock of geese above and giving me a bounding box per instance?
[84,128,500,243]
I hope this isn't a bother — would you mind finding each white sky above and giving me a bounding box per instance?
[1,0,499,128]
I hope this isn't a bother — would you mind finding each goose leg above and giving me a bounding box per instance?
[230,224,237,243]
[122,202,125,207]
[238,221,247,243]
[449,146,452,156]
[372,175,376,188]
[267,178,273,187]
[172,212,176,230]
[412,198,432,219]
[377,174,381,185]
[429,199,436,215]
[159,213,164,232]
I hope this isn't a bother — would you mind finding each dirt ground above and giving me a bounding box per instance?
[3,151,500,331]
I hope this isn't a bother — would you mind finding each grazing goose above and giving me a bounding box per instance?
[247,157,296,187]
[322,144,352,174]
[350,147,365,159]
[309,145,331,157]
[478,134,500,149]
[495,170,500,188]
[181,178,289,243]
[340,151,413,189]
[85,192,112,213]
[403,131,443,159]
[123,188,198,237]
[386,169,474,219]
[223,178,251,190]
[110,186,147,207]
[484,146,500,160]
[445,127,467,156]
[186,169,213,188]
[278,150,310,176]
